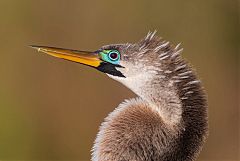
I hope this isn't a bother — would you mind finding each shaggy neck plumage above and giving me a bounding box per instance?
[92,32,208,161]
[138,76,183,125]
[92,68,208,161]
[136,54,208,160]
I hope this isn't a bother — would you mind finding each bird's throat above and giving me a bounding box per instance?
[109,71,183,126]
[137,78,183,126]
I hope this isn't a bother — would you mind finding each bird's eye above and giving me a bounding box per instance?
[108,51,120,61]
[99,50,120,65]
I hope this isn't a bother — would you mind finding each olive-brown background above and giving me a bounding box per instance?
[0,0,239,161]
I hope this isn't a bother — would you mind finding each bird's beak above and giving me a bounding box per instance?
[30,45,102,68]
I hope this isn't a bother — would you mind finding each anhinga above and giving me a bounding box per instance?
[31,32,208,161]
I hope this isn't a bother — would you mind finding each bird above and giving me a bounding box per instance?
[31,31,208,161]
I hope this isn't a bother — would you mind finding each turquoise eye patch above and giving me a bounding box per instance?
[99,50,120,65]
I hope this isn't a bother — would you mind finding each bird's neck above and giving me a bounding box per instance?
[132,69,208,160]
[135,77,183,126]
[94,66,208,161]
[115,71,183,126]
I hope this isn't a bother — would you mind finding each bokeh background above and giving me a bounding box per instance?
[0,0,239,160]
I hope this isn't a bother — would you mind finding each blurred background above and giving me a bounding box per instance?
[0,0,239,160]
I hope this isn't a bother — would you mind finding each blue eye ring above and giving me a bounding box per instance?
[99,49,120,65]
[107,50,120,61]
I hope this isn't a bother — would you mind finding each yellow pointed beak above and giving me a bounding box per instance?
[30,45,102,67]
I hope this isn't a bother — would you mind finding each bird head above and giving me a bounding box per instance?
[31,32,182,95]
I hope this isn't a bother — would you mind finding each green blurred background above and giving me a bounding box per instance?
[0,0,239,160]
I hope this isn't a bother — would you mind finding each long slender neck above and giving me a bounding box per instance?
[133,65,209,160]
[92,65,208,161]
